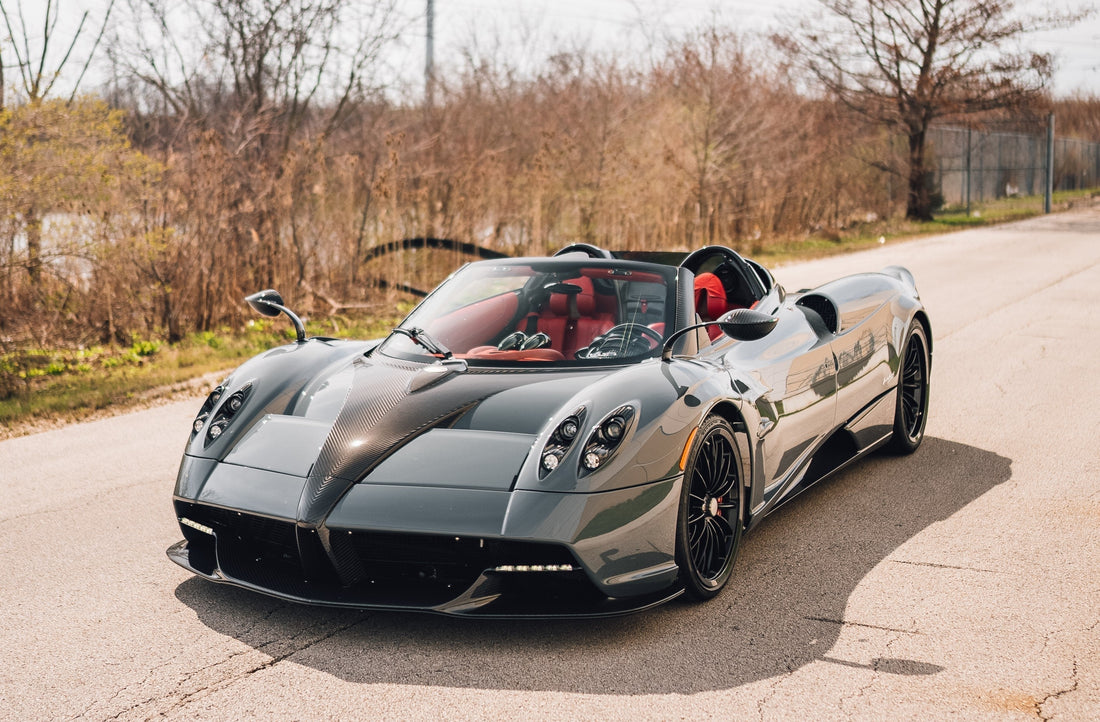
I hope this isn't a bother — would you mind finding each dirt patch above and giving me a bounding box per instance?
[976,688,1041,715]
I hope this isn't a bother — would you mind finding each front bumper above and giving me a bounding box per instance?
[167,537,682,618]
[168,477,685,618]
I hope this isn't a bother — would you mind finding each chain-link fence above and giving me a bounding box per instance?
[931,123,1100,209]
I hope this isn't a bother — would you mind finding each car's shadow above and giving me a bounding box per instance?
[175,437,1009,694]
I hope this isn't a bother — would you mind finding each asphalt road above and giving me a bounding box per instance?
[2,205,1099,720]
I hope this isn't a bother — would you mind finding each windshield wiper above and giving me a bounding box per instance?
[390,326,453,359]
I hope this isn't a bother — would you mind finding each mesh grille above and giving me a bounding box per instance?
[174,501,590,610]
[332,529,579,592]
[175,501,303,583]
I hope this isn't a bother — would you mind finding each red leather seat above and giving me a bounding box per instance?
[694,272,731,341]
[523,276,616,358]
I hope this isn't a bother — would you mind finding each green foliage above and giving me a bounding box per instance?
[753,188,1098,266]
[130,340,162,357]
[195,331,223,349]
[0,98,158,215]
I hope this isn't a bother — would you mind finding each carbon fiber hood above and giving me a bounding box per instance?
[293,356,601,524]
[194,347,612,526]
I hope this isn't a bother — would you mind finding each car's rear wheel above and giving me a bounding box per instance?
[886,322,930,455]
[675,416,744,601]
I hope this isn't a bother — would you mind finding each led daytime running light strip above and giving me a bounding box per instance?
[180,517,214,536]
[493,564,576,573]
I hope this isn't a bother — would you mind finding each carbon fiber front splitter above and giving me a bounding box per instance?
[167,539,684,618]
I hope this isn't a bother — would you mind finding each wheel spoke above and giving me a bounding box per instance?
[710,515,734,539]
[711,446,731,495]
[898,336,927,438]
[684,424,744,590]
[699,443,714,485]
[693,522,712,570]
[696,518,731,579]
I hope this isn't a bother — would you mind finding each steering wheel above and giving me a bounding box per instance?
[577,323,663,359]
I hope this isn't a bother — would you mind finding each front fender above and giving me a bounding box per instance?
[515,359,734,494]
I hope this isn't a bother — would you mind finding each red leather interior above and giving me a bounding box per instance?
[523,276,617,358]
[694,272,732,341]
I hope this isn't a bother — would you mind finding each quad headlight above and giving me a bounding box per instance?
[190,382,253,447]
[189,385,223,440]
[538,408,587,478]
[578,406,636,475]
[537,405,637,478]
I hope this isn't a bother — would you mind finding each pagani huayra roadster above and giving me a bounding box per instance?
[169,243,930,617]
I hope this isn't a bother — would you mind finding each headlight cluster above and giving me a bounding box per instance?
[539,407,587,478]
[538,405,637,479]
[578,406,635,475]
[191,382,253,446]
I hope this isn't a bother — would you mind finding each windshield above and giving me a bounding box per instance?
[379,259,677,365]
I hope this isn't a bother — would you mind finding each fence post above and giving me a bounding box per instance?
[966,127,972,214]
[1045,113,1055,213]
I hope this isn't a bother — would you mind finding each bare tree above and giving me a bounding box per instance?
[113,0,398,135]
[0,0,114,105]
[108,0,402,326]
[654,29,779,244]
[779,0,1086,220]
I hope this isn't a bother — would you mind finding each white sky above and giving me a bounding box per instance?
[3,0,1097,99]
[391,0,1099,95]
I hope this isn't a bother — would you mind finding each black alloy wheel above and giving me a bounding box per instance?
[676,415,744,600]
[887,323,930,455]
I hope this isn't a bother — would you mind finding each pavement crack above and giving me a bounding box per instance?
[1038,658,1080,721]
[804,616,921,635]
[0,480,157,527]
[838,633,899,715]
[92,615,368,721]
[232,602,290,643]
[754,672,787,721]
[70,652,198,721]
[938,257,1100,342]
[890,559,1000,574]
[150,615,369,720]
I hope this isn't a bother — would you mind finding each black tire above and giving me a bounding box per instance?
[886,322,930,455]
[675,415,744,601]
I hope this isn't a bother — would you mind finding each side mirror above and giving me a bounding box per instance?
[245,289,286,318]
[661,308,778,361]
[245,289,307,343]
[715,308,779,341]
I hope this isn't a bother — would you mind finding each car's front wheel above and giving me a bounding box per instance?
[675,415,744,601]
[886,322,930,455]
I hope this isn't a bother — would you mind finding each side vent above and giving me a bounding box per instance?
[796,294,840,334]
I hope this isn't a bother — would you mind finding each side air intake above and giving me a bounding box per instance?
[796,294,839,334]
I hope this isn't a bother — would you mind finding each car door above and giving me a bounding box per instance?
[719,302,838,508]
[829,291,897,446]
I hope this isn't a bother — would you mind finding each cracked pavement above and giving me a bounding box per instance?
[2,205,1099,720]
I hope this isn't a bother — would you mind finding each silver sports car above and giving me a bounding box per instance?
[169,242,931,617]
